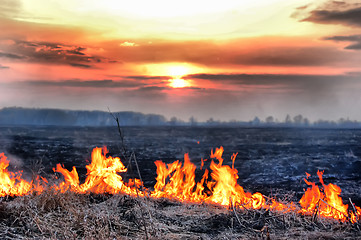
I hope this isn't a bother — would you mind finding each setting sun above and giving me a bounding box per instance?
[167,65,191,88]
[169,78,189,88]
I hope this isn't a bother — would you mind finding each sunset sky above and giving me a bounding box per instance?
[1,0,361,122]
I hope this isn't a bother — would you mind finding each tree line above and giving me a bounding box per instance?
[1,107,360,128]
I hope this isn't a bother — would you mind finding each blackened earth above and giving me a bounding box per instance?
[1,126,360,206]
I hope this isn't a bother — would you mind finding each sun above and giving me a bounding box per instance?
[138,63,202,88]
[169,78,189,88]
[167,66,191,88]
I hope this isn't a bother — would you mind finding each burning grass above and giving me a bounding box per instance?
[1,146,361,239]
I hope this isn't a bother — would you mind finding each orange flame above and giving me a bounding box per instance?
[299,170,361,222]
[0,153,45,197]
[151,147,293,211]
[0,147,360,223]
[53,147,142,196]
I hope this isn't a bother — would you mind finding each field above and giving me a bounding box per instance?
[0,126,361,239]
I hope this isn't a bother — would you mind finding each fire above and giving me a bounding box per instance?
[299,170,360,222]
[0,152,46,197]
[151,146,294,211]
[0,147,360,224]
[53,147,143,196]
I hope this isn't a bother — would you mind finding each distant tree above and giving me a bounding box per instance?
[293,114,304,125]
[170,116,178,126]
[146,114,167,125]
[285,114,292,125]
[189,116,197,126]
[265,116,274,124]
[206,117,221,125]
[251,116,261,125]
[303,118,310,126]
[338,118,346,124]
[228,119,239,126]
[206,117,215,125]
[314,119,337,128]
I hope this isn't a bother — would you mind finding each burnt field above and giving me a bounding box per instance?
[1,125,360,205]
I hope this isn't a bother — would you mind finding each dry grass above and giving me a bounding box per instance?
[1,191,360,240]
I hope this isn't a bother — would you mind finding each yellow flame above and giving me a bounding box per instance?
[1,147,360,224]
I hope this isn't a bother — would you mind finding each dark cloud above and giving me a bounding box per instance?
[69,63,92,68]
[66,47,87,56]
[24,79,145,88]
[105,75,171,89]
[0,51,24,59]
[186,73,360,92]
[135,85,202,92]
[0,40,115,68]
[121,75,170,81]
[187,73,352,83]
[301,1,361,27]
[136,86,168,92]
[324,34,361,50]
[231,47,341,66]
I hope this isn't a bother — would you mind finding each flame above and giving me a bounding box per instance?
[299,170,361,222]
[53,147,142,196]
[151,147,292,211]
[0,147,360,224]
[0,153,45,197]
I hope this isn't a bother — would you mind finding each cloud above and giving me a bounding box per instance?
[300,1,361,27]
[187,72,354,82]
[121,75,170,81]
[0,39,115,68]
[186,73,360,93]
[324,34,361,50]
[0,51,24,59]
[230,46,341,66]
[119,41,138,47]
[136,86,168,92]
[69,63,92,68]
[67,47,87,56]
[23,79,146,88]
[18,40,103,67]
